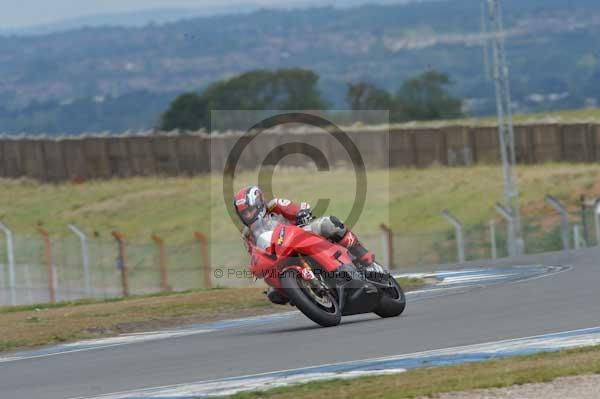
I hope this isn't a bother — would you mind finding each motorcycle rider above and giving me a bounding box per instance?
[234,185,383,305]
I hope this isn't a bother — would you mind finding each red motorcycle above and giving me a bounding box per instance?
[247,217,406,327]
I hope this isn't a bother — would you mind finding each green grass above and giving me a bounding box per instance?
[396,277,426,290]
[1,164,599,244]
[393,106,600,127]
[0,288,204,314]
[1,164,599,270]
[229,345,600,399]
[0,286,278,352]
[511,107,600,122]
[0,275,423,353]
[0,277,423,315]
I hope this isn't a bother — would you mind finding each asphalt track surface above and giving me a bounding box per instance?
[1,248,599,399]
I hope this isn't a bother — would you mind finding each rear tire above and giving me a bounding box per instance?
[374,277,406,318]
[280,271,341,327]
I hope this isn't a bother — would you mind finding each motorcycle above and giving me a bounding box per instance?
[246,215,406,327]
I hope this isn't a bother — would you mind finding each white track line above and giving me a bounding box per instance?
[0,265,569,364]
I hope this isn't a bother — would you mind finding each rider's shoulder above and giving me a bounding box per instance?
[267,198,278,211]
[267,198,292,210]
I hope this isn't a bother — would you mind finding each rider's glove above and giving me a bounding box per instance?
[296,209,313,226]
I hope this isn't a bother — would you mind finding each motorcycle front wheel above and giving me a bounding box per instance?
[374,277,406,318]
[280,271,341,327]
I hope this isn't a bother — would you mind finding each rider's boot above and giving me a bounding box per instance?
[265,287,289,305]
[336,231,385,272]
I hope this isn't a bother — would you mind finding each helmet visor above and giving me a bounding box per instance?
[240,206,259,225]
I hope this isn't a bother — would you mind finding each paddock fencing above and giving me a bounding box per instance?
[3,123,600,181]
[0,194,598,306]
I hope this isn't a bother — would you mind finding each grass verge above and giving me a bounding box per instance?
[390,107,600,127]
[230,345,600,399]
[1,164,600,243]
[0,277,424,353]
[397,277,426,290]
[0,287,276,353]
[1,164,600,272]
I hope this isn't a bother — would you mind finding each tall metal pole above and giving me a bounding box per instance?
[486,0,524,255]
[481,1,491,81]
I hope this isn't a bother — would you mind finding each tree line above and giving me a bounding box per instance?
[160,68,463,131]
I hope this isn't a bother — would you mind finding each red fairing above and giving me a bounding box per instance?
[248,223,352,280]
[246,221,354,301]
[275,225,353,271]
[248,244,277,278]
[267,198,310,224]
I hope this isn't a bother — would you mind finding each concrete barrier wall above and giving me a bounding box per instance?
[1,123,599,182]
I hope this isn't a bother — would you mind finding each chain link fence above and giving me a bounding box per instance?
[0,233,212,306]
[0,203,598,306]
[393,210,594,268]
[0,230,387,306]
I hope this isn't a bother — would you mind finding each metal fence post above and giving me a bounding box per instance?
[489,220,498,260]
[37,228,56,303]
[580,195,589,246]
[151,234,170,292]
[545,195,570,251]
[595,200,600,246]
[573,225,584,250]
[379,224,395,269]
[495,203,516,257]
[441,210,466,263]
[111,231,129,297]
[0,221,17,306]
[68,224,92,297]
[194,232,212,289]
[24,265,33,304]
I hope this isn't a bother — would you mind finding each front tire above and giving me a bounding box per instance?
[280,271,341,327]
[374,277,406,318]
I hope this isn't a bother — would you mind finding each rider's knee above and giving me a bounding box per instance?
[313,216,347,241]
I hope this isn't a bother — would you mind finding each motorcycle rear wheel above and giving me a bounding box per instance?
[280,271,341,327]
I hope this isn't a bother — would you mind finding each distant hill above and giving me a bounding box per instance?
[1,0,600,134]
[0,91,176,135]
[0,7,257,36]
[0,1,427,36]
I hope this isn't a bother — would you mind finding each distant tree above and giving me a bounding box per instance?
[160,68,327,131]
[395,70,463,121]
[160,93,207,131]
[274,69,327,109]
[346,82,393,110]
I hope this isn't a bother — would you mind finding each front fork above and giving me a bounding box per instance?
[299,255,316,281]
[296,255,333,299]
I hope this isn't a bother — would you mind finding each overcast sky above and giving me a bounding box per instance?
[0,0,388,29]
[0,1,251,28]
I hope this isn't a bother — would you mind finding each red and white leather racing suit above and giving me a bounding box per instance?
[262,198,375,265]
[243,197,377,305]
